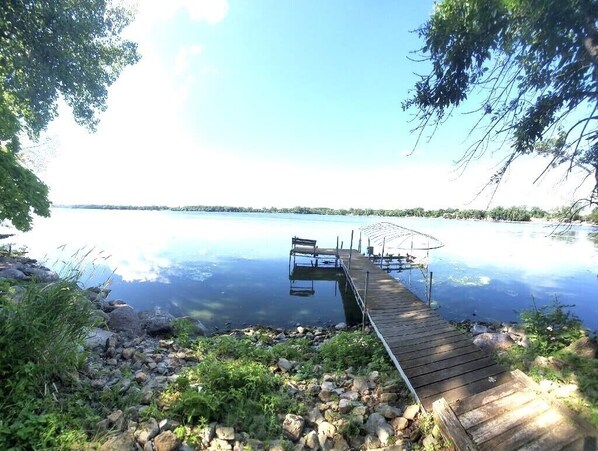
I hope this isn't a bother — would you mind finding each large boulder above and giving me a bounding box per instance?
[0,268,27,280]
[86,328,116,349]
[473,332,515,351]
[108,304,142,337]
[22,266,59,282]
[139,310,175,336]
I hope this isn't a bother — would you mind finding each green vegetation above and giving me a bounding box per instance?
[520,299,584,355]
[587,208,598,224]
[64,203,598,222]
[317,330,394,374]
[405,0,598,212]
[495,300,598,427]
[162,330,397,443]
[0,1,139,230]
[0,276,97,449]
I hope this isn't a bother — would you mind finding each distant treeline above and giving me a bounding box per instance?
[62,204,598,223]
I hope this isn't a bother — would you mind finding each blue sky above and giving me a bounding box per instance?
[38,0,592,210]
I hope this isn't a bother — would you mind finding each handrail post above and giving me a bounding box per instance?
[348,230,354,270]
[362,271,370,331]
[428,271,433,307]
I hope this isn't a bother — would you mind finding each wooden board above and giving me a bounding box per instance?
[338,252,597,448]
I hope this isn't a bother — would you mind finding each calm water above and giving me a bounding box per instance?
[8,208,598,332]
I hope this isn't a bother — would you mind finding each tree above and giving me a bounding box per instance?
[403,0,598,210]
[0,0,139,230]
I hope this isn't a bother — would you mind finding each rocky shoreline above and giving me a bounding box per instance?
[2,253,596,450]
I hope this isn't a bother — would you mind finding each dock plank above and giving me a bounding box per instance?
[333,251,597,446]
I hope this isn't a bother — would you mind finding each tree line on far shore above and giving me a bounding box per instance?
[61,204,598,224]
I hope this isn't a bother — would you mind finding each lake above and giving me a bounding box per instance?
[7,208,598,332]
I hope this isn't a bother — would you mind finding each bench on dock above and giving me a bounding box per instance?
[291,237,317,256]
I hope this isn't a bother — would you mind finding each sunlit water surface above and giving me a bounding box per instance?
[8,209,598,332]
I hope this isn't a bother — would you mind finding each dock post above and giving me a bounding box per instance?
[358,232,362,253]
[362,271,370,331]
[348,230,354,270]
[428,271,433,307]
[380,237,386,269]
[336,236,339,267]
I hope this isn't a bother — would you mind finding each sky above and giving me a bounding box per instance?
[36,0,595,210]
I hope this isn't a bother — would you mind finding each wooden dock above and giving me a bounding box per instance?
[337,250,597,450]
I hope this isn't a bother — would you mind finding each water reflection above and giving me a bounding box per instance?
[7,209,598,331]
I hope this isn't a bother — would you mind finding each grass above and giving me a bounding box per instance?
[0,275,98,449]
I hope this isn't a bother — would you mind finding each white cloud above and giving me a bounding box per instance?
[174,44,204,75]
[184,0,229,24]
[126,0,229,33]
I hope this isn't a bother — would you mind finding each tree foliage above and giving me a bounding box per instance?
[404,0,598,207]
[0,0,139,230]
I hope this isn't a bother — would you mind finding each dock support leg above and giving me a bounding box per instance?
[349,230,354,270]
[362,271,370,331]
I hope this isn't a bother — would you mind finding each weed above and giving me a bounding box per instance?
[169,356,290,440]
[0,274,98,449]
[317,330,394,375]
[172,317,197,347]
[520,298,584,354]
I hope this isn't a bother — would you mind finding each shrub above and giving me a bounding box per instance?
[171,357,288,440]
[0,278,95,448]
[317,330,393,374]
[520,299,584,354]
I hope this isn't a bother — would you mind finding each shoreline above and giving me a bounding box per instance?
[1,251,597,449]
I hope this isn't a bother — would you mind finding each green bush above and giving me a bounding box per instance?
[317,330,393,374]
[0,278,95,449]
[172,357,288,440]
[520,299,584,354]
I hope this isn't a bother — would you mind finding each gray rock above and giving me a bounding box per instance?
[278,358,292,372]
[318,421,336,439]
[307,406,325,425]
[339,398,353,414]
[364,435,381,450]
[100,431,137,451]
[391,416,409,432]
[135,418,160,445]
[340,390,359,401]
[139,310,175,336]
[304,430,319,449]
[209,438,232,450]
[376,404,402,419]
[215,425,235,440]
[22,267,59,282]
[282,414,305,441]
[335,322,347,330]
[86,328,116,349]
[377,422,394,445]
[0,268,27,280]
[332,434,350,450]
[471,323,489,335]
[402,404,419,421]
[365,413,386,435]
[109,305,142,336]
[199,422,216,446]
[352,376,369,393]
[107,409,125,431]
[473,332,515,351]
